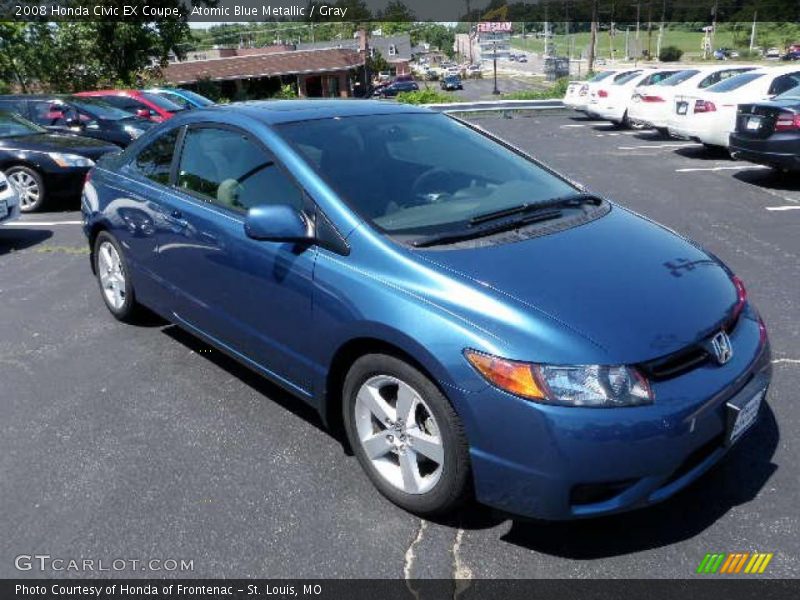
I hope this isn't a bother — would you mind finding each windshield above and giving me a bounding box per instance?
[0,111,45,137]
[776,86,800,100]
[67,97,134,121]
[139,92,185,112]
[657,69,700,86]
[706,72,764,93]
[169,89,213,107]
[275,113,577,236]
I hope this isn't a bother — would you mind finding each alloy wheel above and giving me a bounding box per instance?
[97,241,127,310]
[7,170,40,211]
[354,375,445,494]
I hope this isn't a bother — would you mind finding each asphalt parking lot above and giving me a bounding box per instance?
[1,110,798,582]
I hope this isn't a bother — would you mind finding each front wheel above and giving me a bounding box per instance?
[343,354,471,516]
[6,166,45,212]
[93,231,141,322]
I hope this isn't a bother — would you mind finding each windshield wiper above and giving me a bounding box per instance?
[412,209,563,248]
[468,192,601,226]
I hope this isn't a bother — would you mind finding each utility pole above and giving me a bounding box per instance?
[647,0,653,60]
[710,0,718,55]
[656,0,666,61]
[588,0,598,73]
[492,40,500,94]
[749,10,757,53]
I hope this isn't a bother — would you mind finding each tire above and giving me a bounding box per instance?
[93,231,140,322]
[6,166,45,212]
[342,354,471,516]
[655,127,670,138]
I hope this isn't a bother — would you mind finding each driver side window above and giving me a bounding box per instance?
[176,126,303,213]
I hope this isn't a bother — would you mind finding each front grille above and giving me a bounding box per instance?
[638,313,741,381]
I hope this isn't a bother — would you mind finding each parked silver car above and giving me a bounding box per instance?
[0,170,20,225]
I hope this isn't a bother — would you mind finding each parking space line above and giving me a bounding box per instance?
[618,143,700,150]
[766,206,800,212]
[560,124,586,128]
[675,165,770,173]
[4,220,82,226]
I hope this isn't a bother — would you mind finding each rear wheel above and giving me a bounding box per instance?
[343,354,471,516]
[6,166,45,212]
[93,231,140,322]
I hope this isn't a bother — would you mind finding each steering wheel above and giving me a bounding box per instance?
[411,167,456,197]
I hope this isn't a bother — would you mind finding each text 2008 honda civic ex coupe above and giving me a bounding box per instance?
[81,101,771,520]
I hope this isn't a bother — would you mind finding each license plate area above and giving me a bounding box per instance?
[0,199,7,218]
[676,102,688,115]
[726,388,765,446]
[745,117,761,131]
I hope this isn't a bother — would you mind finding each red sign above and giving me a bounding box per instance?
[478,22,512,33]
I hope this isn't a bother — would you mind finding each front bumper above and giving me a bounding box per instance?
[456,310,771,520]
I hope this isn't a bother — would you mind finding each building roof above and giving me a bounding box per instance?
[163,48,363,85]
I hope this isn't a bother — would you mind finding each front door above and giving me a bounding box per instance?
[155,124,317,394]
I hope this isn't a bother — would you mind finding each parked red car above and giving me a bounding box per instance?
[75,90,185,122]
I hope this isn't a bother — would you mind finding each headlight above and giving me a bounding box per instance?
[464,350,653,407]
[47,153,95,168]
[123,125,145,139]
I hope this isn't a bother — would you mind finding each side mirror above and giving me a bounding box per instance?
[244,205,313,243]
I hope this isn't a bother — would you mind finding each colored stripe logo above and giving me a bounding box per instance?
[697,552,773,574]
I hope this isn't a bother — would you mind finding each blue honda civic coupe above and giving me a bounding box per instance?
[81,100,771,520]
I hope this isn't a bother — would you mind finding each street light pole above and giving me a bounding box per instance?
[492,40,500,95]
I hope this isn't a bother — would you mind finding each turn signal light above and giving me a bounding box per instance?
[464,350,545,400]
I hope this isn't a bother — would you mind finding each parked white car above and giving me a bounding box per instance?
[583,69,645,117]
[586,69,682,127]
[628,66,757,134]
[0,170,21,225]
[668,66,800,148]
[563,70,618,111]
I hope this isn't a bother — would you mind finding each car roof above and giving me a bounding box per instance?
[190,99,431,125]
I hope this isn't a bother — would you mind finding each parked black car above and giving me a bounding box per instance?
[781,51,800,61]
[440,75,464,91]
[0,111,119,212]
[0,95,153,147]
[373,80,419,98]
[730,88,800,172]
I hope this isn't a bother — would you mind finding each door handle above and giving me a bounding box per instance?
[166,208,188,229]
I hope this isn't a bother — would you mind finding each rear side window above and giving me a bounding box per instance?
[658,70,700,86]
[176,126,303,213]
[706,72,764,93]
[133,129,179,185]
[768,73,800,96]
[699,69,754,89]
[642,71,679,86]
[590,71,615,82]
[613,71,642,85]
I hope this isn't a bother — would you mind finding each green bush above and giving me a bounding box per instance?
[271,84,298,99]
[503,77,569,100]
[395,88,453,105]
[659,46,684,62]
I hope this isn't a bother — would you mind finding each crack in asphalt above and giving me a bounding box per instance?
[403,519,427,597]
[452,528,473,599]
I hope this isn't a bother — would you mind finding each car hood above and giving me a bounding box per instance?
[0,133,119,158]
[415,206,737,363]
